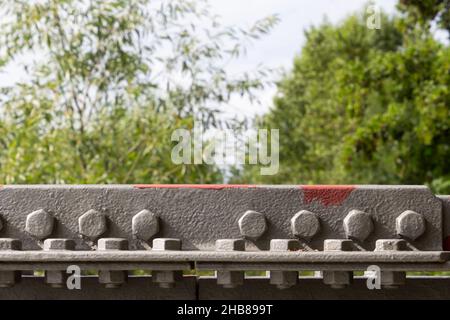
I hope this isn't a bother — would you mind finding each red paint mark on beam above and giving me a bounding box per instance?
[134,184,257,190]
[300,185,355,206]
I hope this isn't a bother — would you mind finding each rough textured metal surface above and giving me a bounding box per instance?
[198,277,450,300]
[0,185,442,250]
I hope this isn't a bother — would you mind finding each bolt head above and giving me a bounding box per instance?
[290,210,320,239]
[238,210,267,239]
[132,210,159,241]
[396,210,425,240]
[343,210,373,241]
[0,239,21,251]
[270,239,301,251]
[152,238,181,250]
[78,209,107,239]
[215,239,245,251]
[25,209,54,240]
[43,239,75,251]
[98,238,128,250]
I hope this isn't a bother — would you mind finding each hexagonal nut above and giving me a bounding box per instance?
[215,239,245,251]
[43,239,75,251]
[217,271,244,288]
[323,271,352,288]
[375,239,407,251]
[270,271,298,289]
[0,239,21,251]
[380,271,406,288]
[25,209,54,240]
[270,239,301,251]
[98,238,128,250]
[78,209,107,239]
[291,210,320,239]
[45,270,67,288]
[152,270,182,288]
[396,210,425,240]
[323,239,353,251]
[152,238,181,251]
[132,209,159,241]
[238,210,267,239]
[343,210,373,241]
[99,270,127,288]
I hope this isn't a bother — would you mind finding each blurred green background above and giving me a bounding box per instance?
[0,0,448,193]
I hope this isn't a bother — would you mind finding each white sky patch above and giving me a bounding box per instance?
[208,0,398,119]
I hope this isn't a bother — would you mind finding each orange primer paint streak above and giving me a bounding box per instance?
[300,185,355,206]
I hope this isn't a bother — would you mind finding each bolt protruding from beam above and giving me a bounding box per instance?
[98,238,128,289]
[0,239,21,288]
[375,239,406,289]
[25,209,54,240]
[396,210,425,240]
[238,210,267,239]
[132,209,159,241]
[78,209,107,239]
[270,239,300,289]
[152,238,182,288]
[215,239,245,289]
[291,210,320,240]
[322,239,353,289]
[343,210,373,242]
[44,238,75,288]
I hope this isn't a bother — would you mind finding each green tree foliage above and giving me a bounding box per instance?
[236,6,450,194]
[0,0,277,183]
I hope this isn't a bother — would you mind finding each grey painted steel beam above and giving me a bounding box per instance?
[1,276,450,300]
[0,185,448,299]
[0,276,197,300]
[0,185,444,251]
[198,277,450,300]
